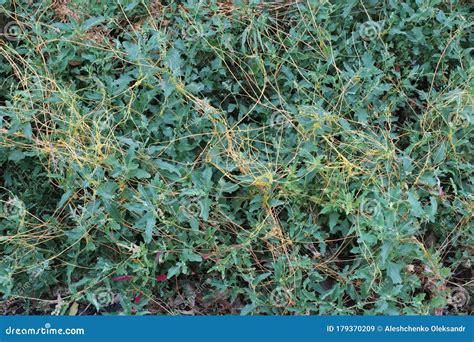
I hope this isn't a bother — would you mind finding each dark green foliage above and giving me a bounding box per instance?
[0,0,472,315]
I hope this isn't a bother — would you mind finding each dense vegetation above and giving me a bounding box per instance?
[0,0,472,315]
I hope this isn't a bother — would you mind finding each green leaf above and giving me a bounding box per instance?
[200,197,211,221]
[97,181,119,200]
[380,241,392,266]
[439,267,451,278]
[219,180,239,194]
[167,264,181,278]
[64,226,86,243]
[387,262,403,284]
[240,303,255,316]
[129,168,151,179]
[160,74,175,97]
[8,150,25,162]
[57,190,73,209]
[183,249,202,262]
[407,191,424,218]
[254,272,272,285]
[144,212,156,244]
[155,160,181,176]
[427,196,438,222]
[189,217,199,231]
[432,142,446,164]
[81,16,106,30]
[166,49,182,76]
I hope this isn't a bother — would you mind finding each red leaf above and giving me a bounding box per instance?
[156,274,167,282]
[133,292,142,304]
[68,60,82,66]
[112,275,133,281]
[155,251,162,264]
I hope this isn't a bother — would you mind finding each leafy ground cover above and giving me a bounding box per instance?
[0,0,472,315]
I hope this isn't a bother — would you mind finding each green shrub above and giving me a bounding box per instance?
[0,0,472,315]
